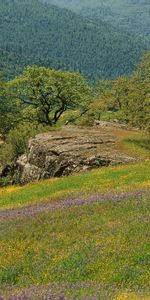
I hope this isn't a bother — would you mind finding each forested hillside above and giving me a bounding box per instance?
[0,48,68,79]
[0,0,147,80]
[43,0,150,42]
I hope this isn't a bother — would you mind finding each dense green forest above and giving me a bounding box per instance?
[43,0,150,43]
[0,48,68,80]
[0,0,147,80]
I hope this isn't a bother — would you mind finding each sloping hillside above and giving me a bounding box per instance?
[0,112,150,298]
[0,161,150,298]
[43,0,150,42]
[0,48,67,80]
[0,0,147,79]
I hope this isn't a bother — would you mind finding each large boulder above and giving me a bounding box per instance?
[17,126,136,184]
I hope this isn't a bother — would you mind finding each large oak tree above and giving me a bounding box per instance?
[9,66,91,126]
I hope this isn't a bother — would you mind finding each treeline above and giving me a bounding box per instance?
[1,52,150,137]
[86,52,150,130]
[0,0,147,80]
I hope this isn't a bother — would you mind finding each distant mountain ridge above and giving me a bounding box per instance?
[43,0,150,42]
[0,0,147,79]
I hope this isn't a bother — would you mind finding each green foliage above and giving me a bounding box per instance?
[0,0,147,80]
[9,66,91,126]
[93,52,150,130]
[0,122,42,168]
[0,73,21,136]
[0,48,66,81]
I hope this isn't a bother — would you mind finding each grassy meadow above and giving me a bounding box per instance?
[0,131,150,299]
[0,191,150,298]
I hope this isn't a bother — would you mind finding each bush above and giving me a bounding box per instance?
[0,122,43,168]
[0,122,47,186]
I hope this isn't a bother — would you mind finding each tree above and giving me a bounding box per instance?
[9,66,91,126]
[131,52,150,130]
[94,51,150,130]
[0,73,21,137]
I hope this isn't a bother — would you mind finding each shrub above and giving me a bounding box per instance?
[0,122,44,169]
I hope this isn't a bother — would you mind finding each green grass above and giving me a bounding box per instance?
[112,127,150,160]
[124,138,150,157]
[0,142,150,298]
[0,161,150,209]
[0,195,150,298]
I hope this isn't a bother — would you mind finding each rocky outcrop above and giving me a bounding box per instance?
[17,126,136,184]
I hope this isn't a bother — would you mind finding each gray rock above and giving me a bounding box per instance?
[17,126,137,184]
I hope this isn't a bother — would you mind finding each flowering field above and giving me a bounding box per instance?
[0,161,150,210]
[0,161,150,299]
[1,193,150,299]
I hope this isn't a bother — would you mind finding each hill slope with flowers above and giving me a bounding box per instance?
[0,127,150,298]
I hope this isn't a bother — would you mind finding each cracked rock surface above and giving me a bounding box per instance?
[17,126,136,184]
